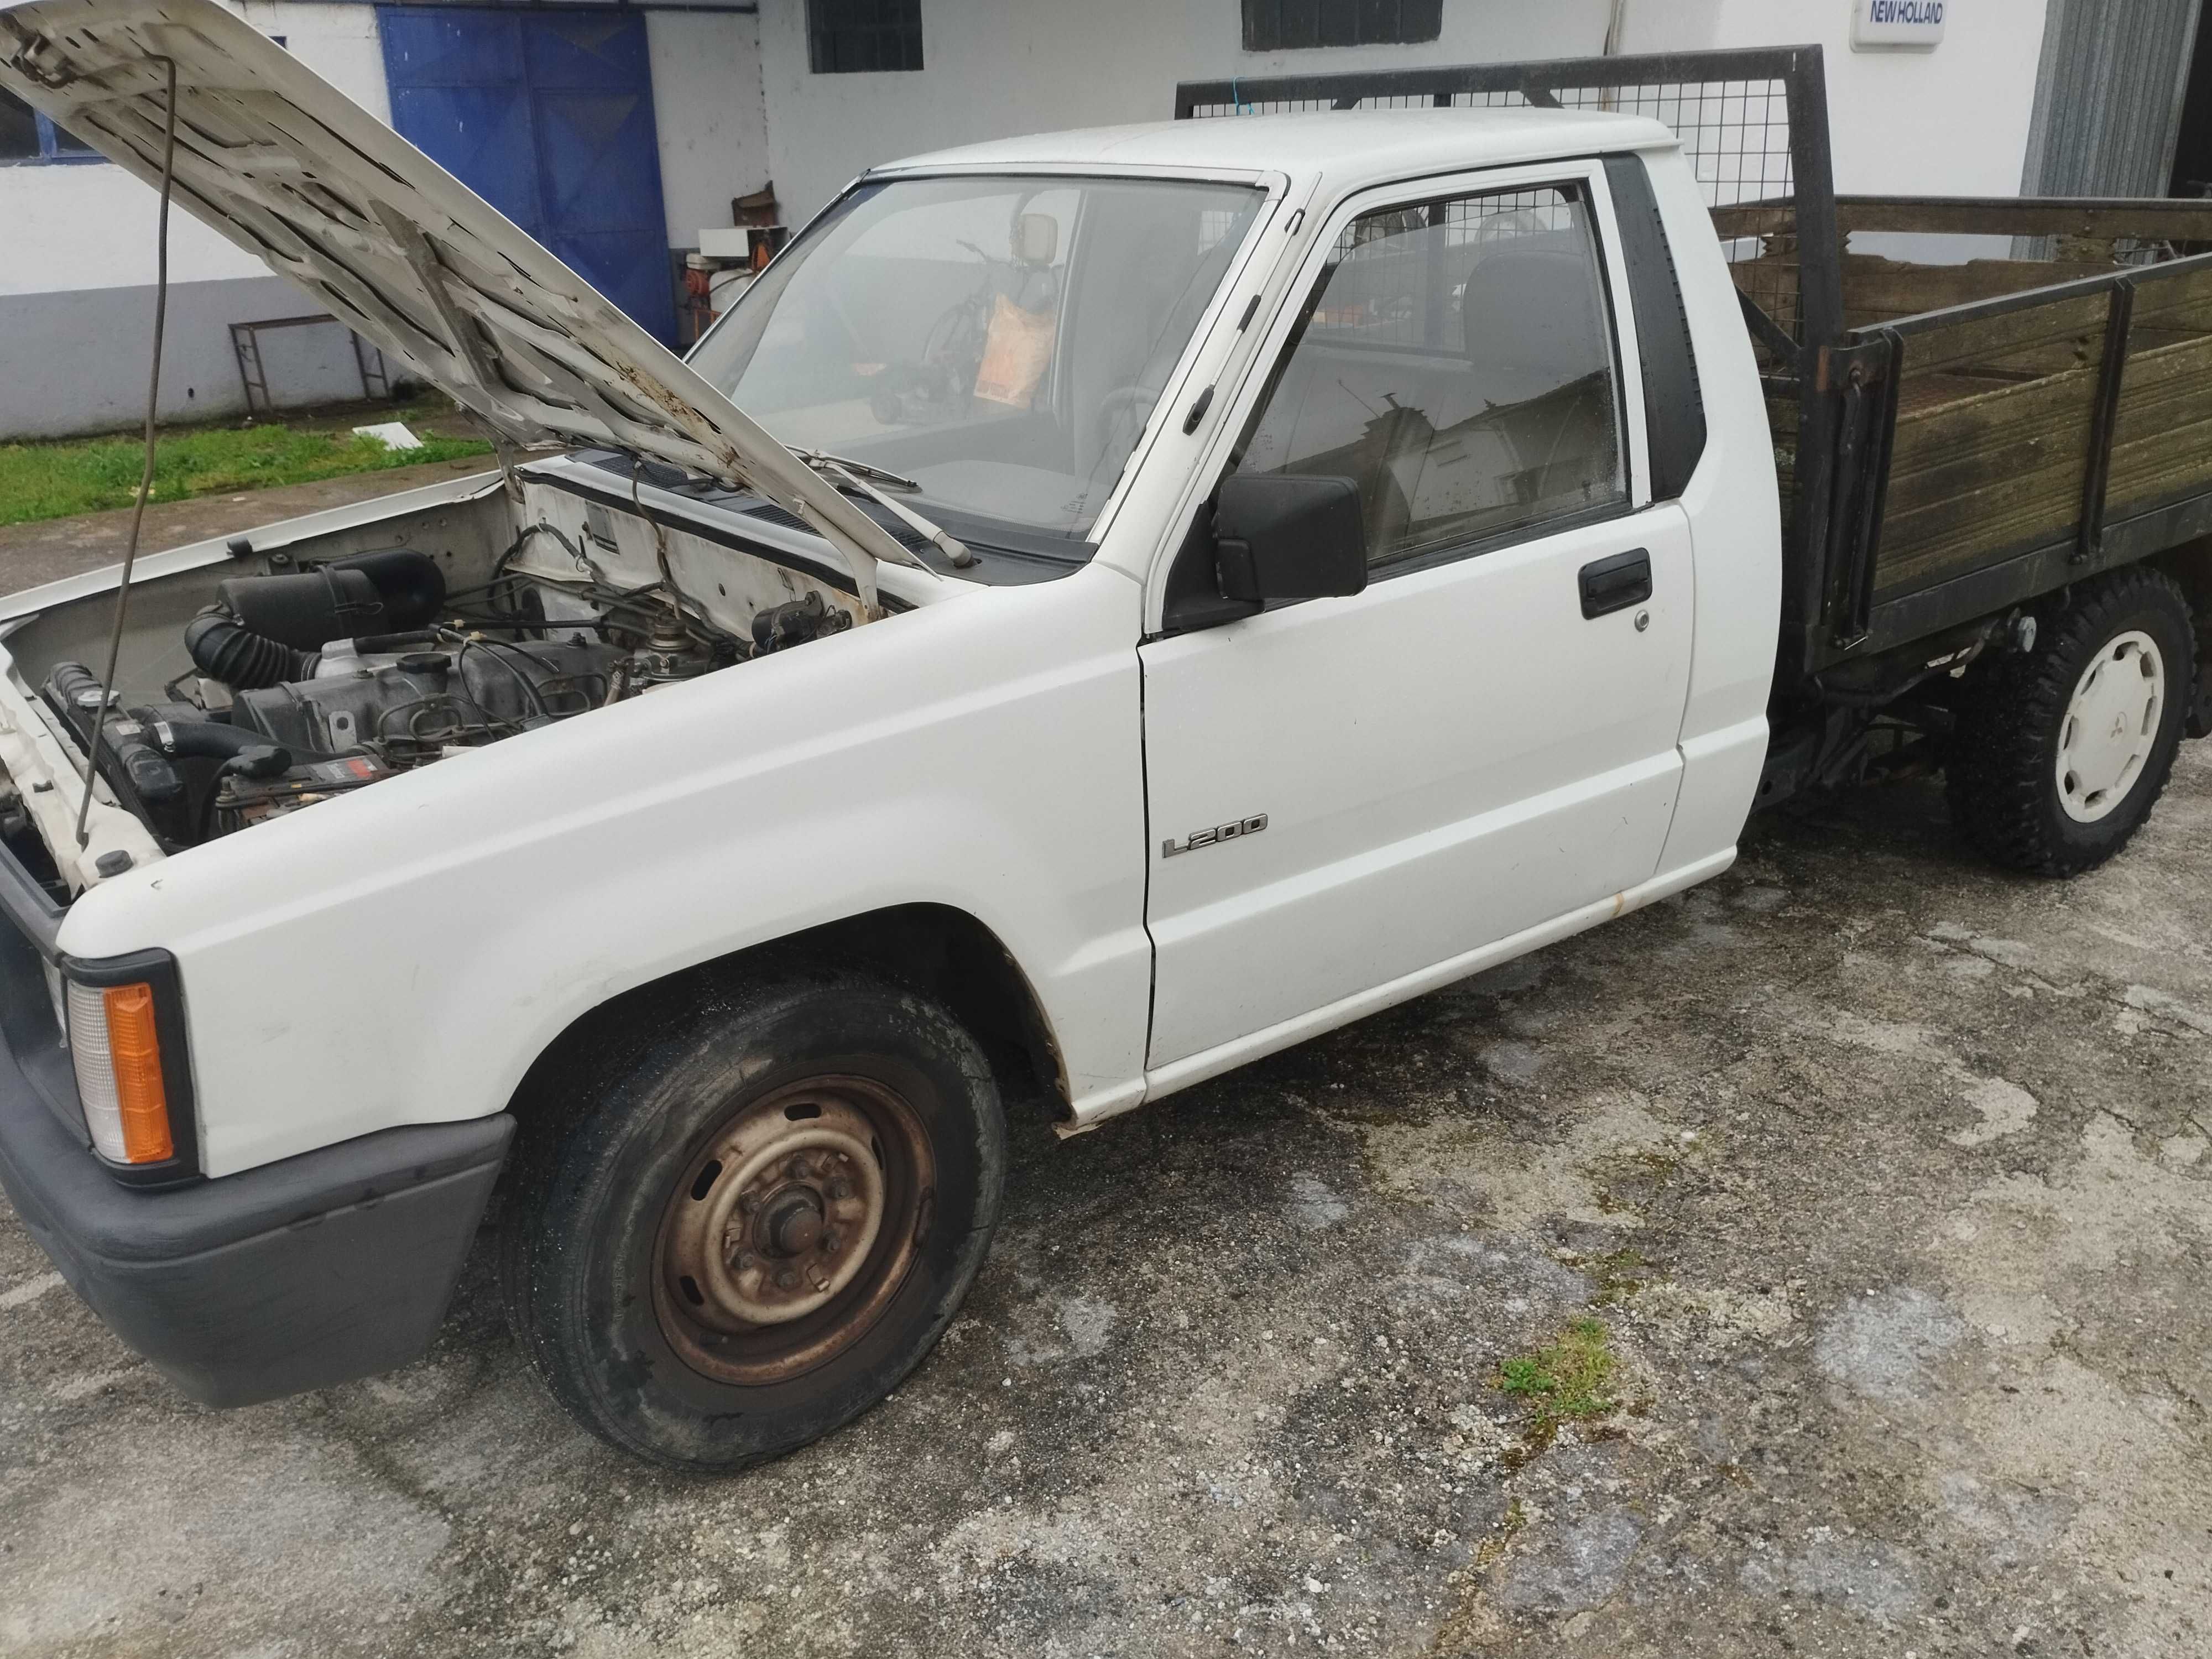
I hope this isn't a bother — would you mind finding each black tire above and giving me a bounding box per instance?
[1948,566,2195,877]
[500,966,1006,1472]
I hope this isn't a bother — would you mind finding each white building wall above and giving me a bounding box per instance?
[756,0,1620,225]
[755,0,2056,225]
[1624,0,2052,197]
[1,3,398,437]
[648,9,774,249]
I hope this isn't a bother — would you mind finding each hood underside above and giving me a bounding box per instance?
[0,0,922,606]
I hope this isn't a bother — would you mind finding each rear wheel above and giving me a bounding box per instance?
[1947,567,2195,877]
[500,968,1006,1472]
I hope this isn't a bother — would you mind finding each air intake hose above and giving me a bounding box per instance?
[185,547,448,690]
[183,612,319,690]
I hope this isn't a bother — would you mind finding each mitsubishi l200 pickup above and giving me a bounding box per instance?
[3,2,2209,1469]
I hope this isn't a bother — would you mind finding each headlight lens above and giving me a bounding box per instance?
[66,978,175,1164]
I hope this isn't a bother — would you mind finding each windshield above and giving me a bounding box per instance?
[689,174,1268,552]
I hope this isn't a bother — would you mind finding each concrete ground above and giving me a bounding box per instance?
[3,755,2210,1655]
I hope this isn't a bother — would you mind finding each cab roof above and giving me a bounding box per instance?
[872,107,1678,192]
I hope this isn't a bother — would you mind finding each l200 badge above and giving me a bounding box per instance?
[1161,814,1269,858]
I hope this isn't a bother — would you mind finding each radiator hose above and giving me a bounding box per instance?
[140,716,295,776]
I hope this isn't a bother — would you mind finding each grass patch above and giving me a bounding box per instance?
[1496,1317,1618,1426]
[0,404,491,528]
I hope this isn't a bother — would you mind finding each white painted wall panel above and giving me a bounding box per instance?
[0,275,376,439]
[647,10,773,248]
[0,165,259,296]
[754,0,2053,223]
[755,0,1619,223]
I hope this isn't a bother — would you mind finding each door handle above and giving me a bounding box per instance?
[1578,548,1652,619]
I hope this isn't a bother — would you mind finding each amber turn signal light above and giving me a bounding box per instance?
[66,978,175,1165]
[103,983,174,1163]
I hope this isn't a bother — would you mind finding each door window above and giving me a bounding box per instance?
[1233,183,1627,567]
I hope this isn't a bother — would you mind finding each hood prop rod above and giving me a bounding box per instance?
[76,55,179,854]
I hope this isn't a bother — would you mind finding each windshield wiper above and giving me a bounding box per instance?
[791,449,921,492]
[795,451,975,569]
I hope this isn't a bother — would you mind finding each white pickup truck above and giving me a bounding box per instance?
[4,2,2208,1471]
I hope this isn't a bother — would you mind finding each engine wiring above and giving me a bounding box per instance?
[456,520,745,661]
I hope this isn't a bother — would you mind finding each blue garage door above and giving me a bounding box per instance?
[378,6,680,346]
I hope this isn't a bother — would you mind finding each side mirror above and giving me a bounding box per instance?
[1213,473,1368,604]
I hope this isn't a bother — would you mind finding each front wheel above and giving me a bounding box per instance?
[500,968,1006,1471]
[1947,566,2195,877]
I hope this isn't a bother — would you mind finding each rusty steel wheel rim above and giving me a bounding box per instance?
[653,1075,935,1387]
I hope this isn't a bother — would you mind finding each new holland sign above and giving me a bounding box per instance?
[1854,0,1946,50]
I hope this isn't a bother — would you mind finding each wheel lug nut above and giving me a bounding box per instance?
[775,1267,798,1290]
[821,1231,841,1253]
[828,1178,852,1200]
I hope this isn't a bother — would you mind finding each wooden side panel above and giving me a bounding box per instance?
[2107,331,2212,515]
[2127,262,2212,342]
[1831,196,2212,242]
[1841,254,2114,331]
[1893,293,2108,380]
[1873,364,2100,596]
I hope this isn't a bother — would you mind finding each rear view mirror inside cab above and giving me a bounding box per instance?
[1014,212,1060,265]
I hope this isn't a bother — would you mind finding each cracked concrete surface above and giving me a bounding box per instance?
[3,752,2209,1657]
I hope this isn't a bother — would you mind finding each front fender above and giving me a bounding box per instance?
[58,564,1151,1177]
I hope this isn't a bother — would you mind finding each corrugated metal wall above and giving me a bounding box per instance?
[2022,0,2203,195]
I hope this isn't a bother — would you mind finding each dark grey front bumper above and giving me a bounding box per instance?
[0,1065,512,1407]
[0,840,512,1407]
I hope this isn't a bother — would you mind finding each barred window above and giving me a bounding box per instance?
[808,0,924,74]
[1241,0,1443,53]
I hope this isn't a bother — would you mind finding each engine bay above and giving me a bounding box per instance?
[29,495,859,857]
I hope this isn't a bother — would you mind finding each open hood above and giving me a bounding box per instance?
[0,0,925,608]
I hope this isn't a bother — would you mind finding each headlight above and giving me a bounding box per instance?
[62,953,194,1177]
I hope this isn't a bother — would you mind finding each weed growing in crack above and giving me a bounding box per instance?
[1496,1317,1618,1427]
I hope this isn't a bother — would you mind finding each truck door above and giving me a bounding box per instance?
[1139,164,1693,1076]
